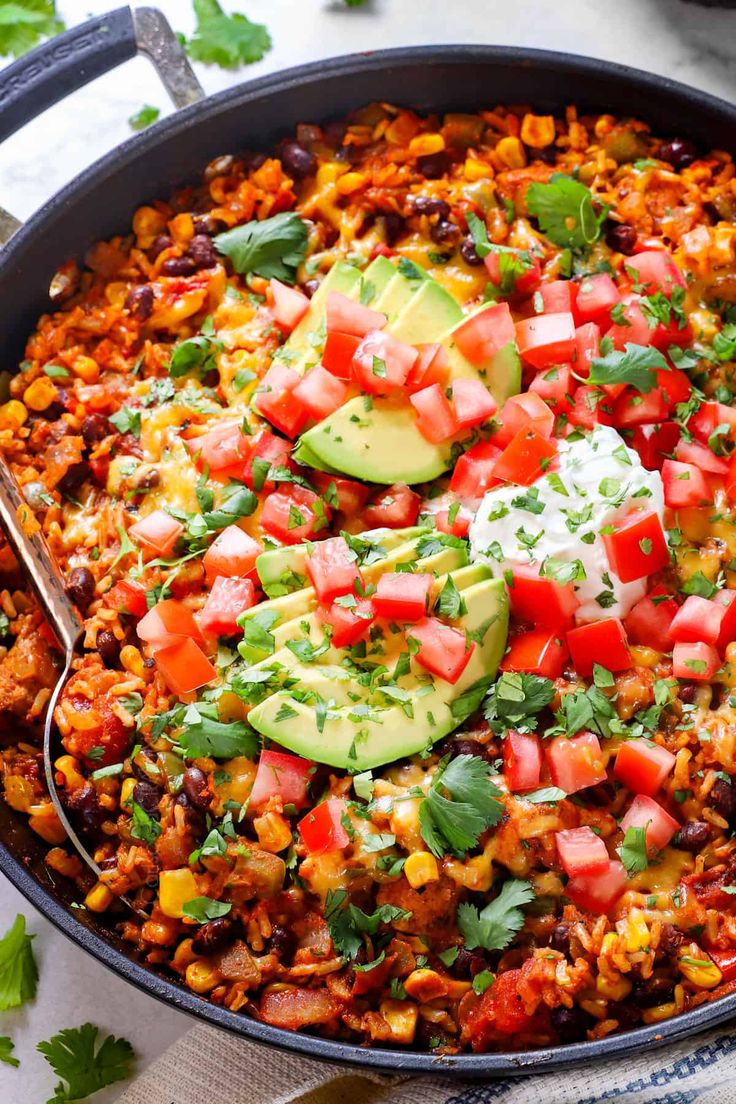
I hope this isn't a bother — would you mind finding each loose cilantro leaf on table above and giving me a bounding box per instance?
[0,1035,18,1068]
[458,878,535,951]
[484,671,555,734]
[419,754,504,858]
[526,174,608,250]
[617,824,649,874]
[128,105,160,132]
[0,914,37,1010]
[587,343,668,393]
[215,212,308,284]
[37,1023,134,1103]
[0,1,64,59]
[325,889,411,959]
[183,0,271,69]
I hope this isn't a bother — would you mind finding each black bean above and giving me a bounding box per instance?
[449,738,490,761]
[96,629,120,667]
[550,1004,590,1043]
[193,214,227,237]
[280,141,317,180]
[679,683,698,705]
[66,566,95,611]
[303,278,320,299]
[182,766,210,810]
[81,413,110,448]
[549,922,571,955]
[124,284,154,322]
[242,151,267,173]
[631,975,675,1008]
[710,778,736,822]
[188,235,218,270]
[132,780,161,816]
[268,923,297,961]
[324,121,347,147]
[448,946,489,979]
[161,255,198,277]
[173,791,206,833]
[606,223,638,255]
[674,821,710,852]
[67,785,103,833]
[58,461,89,495]
[460,235,483,266]
[411,196,451,219]
[659,138,697,170]
[192,916,235,955]
[131,746,157,782]
[416,151,450,179]
[381,213,405,247]
[659,923,685,956]
[430,219,460,246]
[148,234,173,261]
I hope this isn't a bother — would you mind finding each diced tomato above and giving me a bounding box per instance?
[707,950,736,983]
[539,280,577,315]
[624,586,678,653]
[657,367,691,408]
[546,732,607,794]
[630,421,681,471]
[243,429,293,492]
[373,572,432,622]
[451,379,497,429]
[672,641,720,680]
[203,525,262,585]
[603,511,669,584]
[612,386,669,428]
[128,510,183,559]
[321,331,361,381]
[453,302,516,365]
[620,793,679,853]
[507,564,579,629]
[138,598,203,652]
[473,968,540,1037]
[298,797,350,855]
[104,579,148,619]
[269,278,309,332]
[326,291,386,337]
[249,749,314,812]
[187,421,251,482]
[352,331,418,395]
[715,590,736,651]
[493,426,557,486]
[727,455,736,502]
[311,472,370,516]
[485,249,542,297]
[410,383,459,443]
[495,391,554,447]
[575,273,620,324]
[500,629,569,679]
[670,595,723,646]
[515,312,576,369]
[555,826,609,877]
[362,483,420,528]
[607,300,651,349]
[260,486,329,544]
[529,364,574,411]
[449,441,502,497]
[625,251,686,295]
[405,343,450,392]
[318,598,375,648]
[409,617,474,683]
[503,730,542,793]
[434,505,472,538]
[200,577,256,635]
[567,385,614,429]
[689,401,736,445]
[305,536,360,604]
[674,437,728,475]
[254,363,308,438]
[154,637,217,696]
[566,618,631,676]
[614,738,676,797]
[292,365,348,421]
[573,322,600,377]
[565,859,627,914]
[661,459,711,508]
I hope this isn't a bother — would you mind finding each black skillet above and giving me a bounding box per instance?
[0,5,735,1077]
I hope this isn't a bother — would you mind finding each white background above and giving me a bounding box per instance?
[0,1,734,1101]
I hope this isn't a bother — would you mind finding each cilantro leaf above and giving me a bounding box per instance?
[713,322,736,362]
[108,406,141,437]
[526,174,608,250]
[215,212,308,284]
[617,824,649,874]
[177,703,258,759]
[681,571,718,599]
[129,801,161,846]
[324,889,411,959]
[128,104,160,132]
[0,1036,18,1068]
[484,671,555,734]
[419,754,504,858]
[0,1,64,59]
[181,897,232,923]
[457,878,535,951]
[37,1023,134,1103]
[184,0,271,69]
[587,342,668,393]
[435,575,466,621]
[169,322,222,380]
[0,914,37,1011]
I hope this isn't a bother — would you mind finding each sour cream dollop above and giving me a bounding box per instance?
[468,425,665,623]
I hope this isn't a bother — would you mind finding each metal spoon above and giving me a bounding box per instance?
[0,459,143,911]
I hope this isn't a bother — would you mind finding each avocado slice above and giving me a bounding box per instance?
[390,277,463,344]
[444,334,522,407]
[247,573,508,770]
[370,271,419,323]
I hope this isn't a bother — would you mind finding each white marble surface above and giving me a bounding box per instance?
[0,1,734,1102]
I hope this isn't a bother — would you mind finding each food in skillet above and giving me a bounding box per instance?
[1,103,736,1053]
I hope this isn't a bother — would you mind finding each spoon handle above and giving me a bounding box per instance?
[0,459,82,654]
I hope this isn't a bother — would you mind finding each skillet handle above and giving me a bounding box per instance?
[0,5,204,146]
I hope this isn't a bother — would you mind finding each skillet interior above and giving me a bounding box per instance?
[1,44,735,1075]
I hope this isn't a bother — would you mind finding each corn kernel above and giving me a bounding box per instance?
[71,356,100,384]
[629,645,661,668]
[253,811,292,853]
[29,804,66,845]
[600,932,619,956]
[3,775,34,813]
[409,133,445,158]
[132,205,167,249]
[624,908,650,953]
[119,644,145,679]
[596,972,632,1002]
[55,755,86,791]
[642,1000,677,1024]
[336,172,368,196]
[520,113,556,149]
[404,968,448,1002]
[404,851,439,889]
[315,162,346,188]
[0,400,27,431]
[464,157,490,182]
[172,938,198,971]
[85,883,115,913]
[120,777,137,809]
[159,868,199,919]
[678,950,722,989]
[379,999,418,1044]
[496,136,527,169]
[23,376,58,412]
[45,847,83,880]
[185,959,220,994]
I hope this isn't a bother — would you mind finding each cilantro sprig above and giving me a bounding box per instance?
[324,889,411,959]
[484,671,555,734]
[215,212,308,284]
[457,878,535,951]
[183,0,271,69]
[587,342,668,393]
[419,754,504,858]
[617,824,649,874]
[0,0,64,59]
[526,174,609,251]
[37,1023,134,1103]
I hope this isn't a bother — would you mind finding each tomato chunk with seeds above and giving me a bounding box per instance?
[128,509,183,559]
[493,426,557,486]
[614,738,675,797]
[373,572,432,622]
[503,731,542,793]
[603,510,669,584]
[318,598,375,648]
[565,859,627,914]
[566,618,631,676]
[409,617,474,683]
[499,629,568,679]
[546,732,607,794]
[555,826,609,877]
[305,536,359,605]
[620,794,679,853]
[200,577,256,636]
[298,798,349,855]
[249,749,314,812]
[154,638,216,696]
